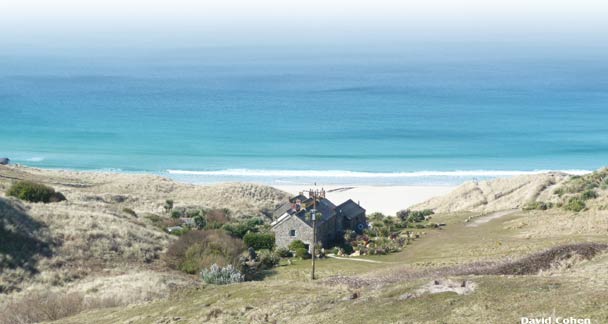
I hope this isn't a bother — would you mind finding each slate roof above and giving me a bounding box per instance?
[289,194,308,203]
[272,197,337,228]
[273,202,293,220]
[334,199,366,220]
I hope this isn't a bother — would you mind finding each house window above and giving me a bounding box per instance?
[289,229,296,237]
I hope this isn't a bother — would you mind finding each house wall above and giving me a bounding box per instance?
[273,211,368,252]
[273,216,314,250]
[317,216,338,247]
[351,212,367,233]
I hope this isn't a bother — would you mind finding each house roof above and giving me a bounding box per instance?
[271,197,337,228]
[334,199,366,220]
[289,194,308,203]
[273,202,293,220]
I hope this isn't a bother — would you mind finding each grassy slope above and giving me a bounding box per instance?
[56,209,608,324]
[0,165,289,322]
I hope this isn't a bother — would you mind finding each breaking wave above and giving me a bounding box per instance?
[167,169,591,178]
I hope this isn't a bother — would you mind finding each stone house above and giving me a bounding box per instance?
[271,190,367,251]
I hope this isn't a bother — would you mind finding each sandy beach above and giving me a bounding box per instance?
[273,185,456,215]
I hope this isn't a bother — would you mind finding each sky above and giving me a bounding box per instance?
[1,0,608,51]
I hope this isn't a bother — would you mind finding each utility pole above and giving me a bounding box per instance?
[311,196,317,280]
[311,210,316,280]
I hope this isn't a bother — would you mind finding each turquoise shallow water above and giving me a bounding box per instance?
[1,46,607,185]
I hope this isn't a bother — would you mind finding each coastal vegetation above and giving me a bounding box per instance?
[164,230,246,274]
[7,180,66,203]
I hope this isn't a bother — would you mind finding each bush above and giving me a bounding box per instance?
[7,181,65,203]
[122,208,137,217]
[201,264,244,285]
[257,249,280,269]
[243,232,275,250]
[523,201,553,211]
[223,218,263,238]
[275,247,293,258]
[295,247,311,259]
[581,190,598,201]
[288,240,307,251]
[343,230,357,243]
[408,209,434,223]
[564,197,586,212]
[205,209,231,229]
[186,209,201,217]
[164,199,174,214]
[193,215,207,229]
[164,230,246,274]
[341,243,354,255]
[368,212,386,222]
[554,188,565,197]
[396,209,410,221]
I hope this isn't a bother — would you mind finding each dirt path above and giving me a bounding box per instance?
[327,255,386,263]
[466,209,519,227]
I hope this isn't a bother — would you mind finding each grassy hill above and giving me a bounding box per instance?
[0,166,289,323]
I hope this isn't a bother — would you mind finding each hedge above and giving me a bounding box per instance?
[243,232,275,251]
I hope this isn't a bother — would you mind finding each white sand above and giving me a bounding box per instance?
[273,185,456,215]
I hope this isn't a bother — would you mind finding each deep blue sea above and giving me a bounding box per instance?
[1,45,607,185]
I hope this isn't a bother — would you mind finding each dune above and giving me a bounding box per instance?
[411,172,570,213]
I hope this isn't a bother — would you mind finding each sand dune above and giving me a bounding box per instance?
[412,172,569,213]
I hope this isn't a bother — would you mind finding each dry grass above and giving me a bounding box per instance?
[164,230,246,274]
[323,243,608,289]
[0,165,287,323]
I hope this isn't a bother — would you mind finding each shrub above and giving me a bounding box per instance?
[171,210,182,219]
[223,218,263,238]
[6,181,65,203]
[205,209,231,229]
[341,243,354,255]
[193,215,207,229]
[368,212,386,222]
[408,209,434,223]
[257,249,280,269]
[164,230,246,274]
[295,247,311,259]
[396,209,410,221]
[564,197,586,212]
[275,247,293,258]
[581,189,598,201]
[243,232,275,250]
[523,201,553,211]
[288,240,307,251]
[343,230,357,243]
[122,208,137,217]
[186,209,201,217]
[553,188,565,197]
[164,199,174,214]
[201,264,244,285]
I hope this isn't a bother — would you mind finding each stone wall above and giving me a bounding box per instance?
[273,216,314,250]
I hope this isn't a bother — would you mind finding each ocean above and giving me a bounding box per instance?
[1,45,607,185]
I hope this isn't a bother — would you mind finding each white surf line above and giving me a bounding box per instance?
[326,255,386,263]
[466,209,519,227]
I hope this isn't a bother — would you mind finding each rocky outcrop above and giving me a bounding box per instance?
[0,158,9,165]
